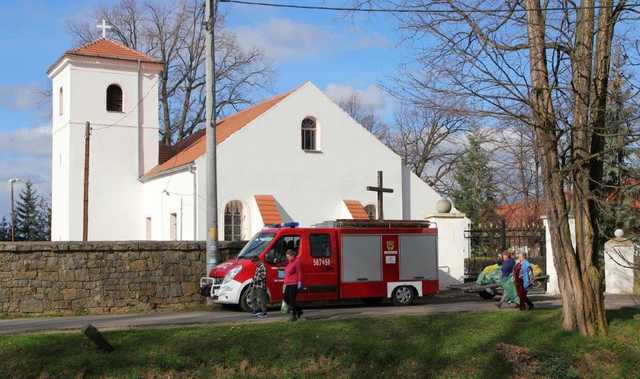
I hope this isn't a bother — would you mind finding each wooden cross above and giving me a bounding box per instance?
[366,171,394,220]
[97,19,113,38]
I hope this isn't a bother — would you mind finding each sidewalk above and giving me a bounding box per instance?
[1,294,637,335]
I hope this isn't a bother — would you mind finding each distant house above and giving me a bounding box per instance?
[496,200,544,228]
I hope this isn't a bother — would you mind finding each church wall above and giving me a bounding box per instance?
[50,65,71,241]
[140,69,160,174]
[409,171,443,220]
[198,82,442,239]
[143,169,197,241]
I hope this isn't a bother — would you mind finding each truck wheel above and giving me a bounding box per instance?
[362,297,384,306]
[239,287,253,312]
[479,289,496,300]
[392,286,415,306]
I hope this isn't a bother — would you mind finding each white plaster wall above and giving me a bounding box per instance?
[426,214,470,289]
[143,169,197,240]
[604,240,636,294]
[543,216,576,295]
[50,64,71,241]
[50,57,160,240]
[195,82,443,239]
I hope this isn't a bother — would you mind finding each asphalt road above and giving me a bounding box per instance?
[1,293,638,335]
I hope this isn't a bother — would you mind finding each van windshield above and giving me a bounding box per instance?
[237,232,276,259]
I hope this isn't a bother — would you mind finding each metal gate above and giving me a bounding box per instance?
[464,220,546,276]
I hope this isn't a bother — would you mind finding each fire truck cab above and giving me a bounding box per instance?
[200,220,438,311]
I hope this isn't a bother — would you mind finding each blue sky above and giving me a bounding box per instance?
[0,0,413,218]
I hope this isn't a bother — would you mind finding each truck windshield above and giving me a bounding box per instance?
[237,232,275,259]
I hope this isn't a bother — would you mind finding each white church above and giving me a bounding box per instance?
[47,38,467,257]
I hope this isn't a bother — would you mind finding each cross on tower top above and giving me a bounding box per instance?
[366,171,394,220]
[97,19,113,38]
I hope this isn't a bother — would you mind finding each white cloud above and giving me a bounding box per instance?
[325,83,387,111]
[0,126,51,157]
[0,85,48,113]
[232,18,389,63]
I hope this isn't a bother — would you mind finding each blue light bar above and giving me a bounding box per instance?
[283,222,299,228]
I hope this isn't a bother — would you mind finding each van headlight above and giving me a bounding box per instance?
[223,266,242,284]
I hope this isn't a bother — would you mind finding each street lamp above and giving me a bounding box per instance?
[8,178,23,242]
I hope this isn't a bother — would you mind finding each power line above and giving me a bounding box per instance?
[219,0,639,14]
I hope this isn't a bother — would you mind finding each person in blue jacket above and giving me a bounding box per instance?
[513,252,534,310]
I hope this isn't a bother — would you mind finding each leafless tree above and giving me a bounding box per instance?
[355,0,639,336]
[390,105,469,194]
[68,0,273,144]
[490,121,542,208]
[338,93,389,140]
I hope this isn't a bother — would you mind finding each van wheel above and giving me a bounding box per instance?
[362,297,384,306]
[392,286,415,306]
[239,287,253,312]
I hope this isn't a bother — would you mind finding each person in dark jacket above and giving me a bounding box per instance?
[497,251,515,308]
[283,249,303,321]
[250,256,268,318]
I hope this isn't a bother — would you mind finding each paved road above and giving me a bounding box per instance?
[1,293,637,335]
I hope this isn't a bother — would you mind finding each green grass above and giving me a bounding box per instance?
[1,308,639,378]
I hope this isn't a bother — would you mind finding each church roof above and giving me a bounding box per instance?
[255,195,283,225]
[343,200,369,220]
[48,38,162,74]
[144,90,293,179]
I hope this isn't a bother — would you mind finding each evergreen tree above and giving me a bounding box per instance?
[598,49,640,240]
[451,133,499,224]
[0,217,10,241]
[37,197,52,241]
[14,182,42,241]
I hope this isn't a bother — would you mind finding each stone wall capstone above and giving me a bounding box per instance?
[0,241,245,315]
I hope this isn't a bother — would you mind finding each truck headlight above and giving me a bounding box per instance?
[223,266,242,284]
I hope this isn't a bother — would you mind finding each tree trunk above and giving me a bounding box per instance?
[524,0,608,336]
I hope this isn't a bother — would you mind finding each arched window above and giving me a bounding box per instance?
[364,204,377,220]
[224,201,243,241]
[58,87,63,116]
[106,84,123,112]
[301,117,317,151]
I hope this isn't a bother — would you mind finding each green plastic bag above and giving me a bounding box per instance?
[501,276,520,305]
[281,301,288,314]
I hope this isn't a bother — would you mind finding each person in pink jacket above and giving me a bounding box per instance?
[283,249,303,321]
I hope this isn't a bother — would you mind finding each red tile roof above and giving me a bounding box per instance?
[48,38,162,73]
[255,195,283,225]
[144,91,292,178]
[496,201,543,227]
[343,200,369,220]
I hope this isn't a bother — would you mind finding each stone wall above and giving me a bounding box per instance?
[0,241,245,315]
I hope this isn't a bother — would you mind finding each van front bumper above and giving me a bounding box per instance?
[200,277,244,305]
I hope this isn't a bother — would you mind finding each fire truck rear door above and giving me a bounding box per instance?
[300,231,338,300]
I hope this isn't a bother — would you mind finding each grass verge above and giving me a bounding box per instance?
[1,308,639,378]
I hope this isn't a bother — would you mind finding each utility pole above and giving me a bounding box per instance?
[8,178,22,242]
[205,0,220,272]
[83,121,91,241]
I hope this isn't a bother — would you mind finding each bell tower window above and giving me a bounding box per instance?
[301,117,317,151]
[106,84,123,112]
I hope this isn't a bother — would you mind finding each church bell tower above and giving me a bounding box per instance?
[47,36,163,241]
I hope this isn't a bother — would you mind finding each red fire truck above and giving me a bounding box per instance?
[200,220,439,311]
